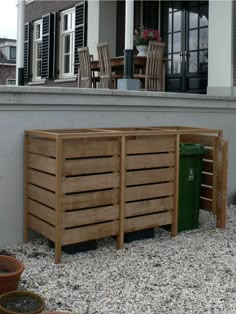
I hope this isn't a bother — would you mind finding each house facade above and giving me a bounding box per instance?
[0,39,16,85]
[24,0,235,96]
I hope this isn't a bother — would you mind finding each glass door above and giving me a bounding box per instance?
[162,1,208,93]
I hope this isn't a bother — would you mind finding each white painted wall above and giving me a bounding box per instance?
[208,0,233,96]
[0,86,236,245]
[87,0,117,58]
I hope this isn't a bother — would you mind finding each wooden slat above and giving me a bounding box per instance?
[62,173,119,194]
[126,168,174,186]
[171,134,179,237]
[63,141,119,158]
[63,156,119,176]
[28,169,56,191]
[28,137,56,157]
[63,189,119,210]
[126,182,174,202]
[29,153,56,174]
[202,160,213,173]
[201,186,213,199]
[126,136,175,154]
[202,173,213,186]
[28,184,56,208]
[180,134,215,146]
[28,199,55,225]
[125,211,172,232]
[63,205,119,228]
[62,221,119,245]
[204,149,213,160]
[126,153,175,170]
[200,198,212,211]
[29,215,55,241]
[126,197,173,217]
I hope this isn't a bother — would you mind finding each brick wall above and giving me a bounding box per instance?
[0,65,16,85]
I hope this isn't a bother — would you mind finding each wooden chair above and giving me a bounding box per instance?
[97,42,121,89]
[134,41,165,91]
[78,47,99,88]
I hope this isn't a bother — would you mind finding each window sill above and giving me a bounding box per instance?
[55,76,77,83]
[28,79,46,85]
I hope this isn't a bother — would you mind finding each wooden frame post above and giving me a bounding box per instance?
[24,131,29,241]
[171,134,179,237]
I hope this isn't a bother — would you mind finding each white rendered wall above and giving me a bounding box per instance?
[207,0,233,96]
[87,0,117,58]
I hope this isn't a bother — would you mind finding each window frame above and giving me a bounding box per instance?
[33,19,43,81]
[60,7,75,78]
[6,79,16,85]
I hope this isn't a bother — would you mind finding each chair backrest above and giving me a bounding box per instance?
[145,41,165,91]
[78,47,92,88]
[97,42,112,89]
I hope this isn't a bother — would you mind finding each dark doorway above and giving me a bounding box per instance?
[162,1,209,93]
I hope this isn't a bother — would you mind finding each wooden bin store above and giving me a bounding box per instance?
[24,127,228,263]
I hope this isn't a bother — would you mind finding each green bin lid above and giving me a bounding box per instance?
[180,143,208,155]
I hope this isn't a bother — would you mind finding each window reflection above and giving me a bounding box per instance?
[173,54,181,74]
[189,30,198,50]
[168,34,172,53]
[200,5,208,27]
[173,32,181,52]
[168,13,172,32]
[200,28,208,49]
[189,11,198,29]
[188,51,198,73]
[173,11,181,32]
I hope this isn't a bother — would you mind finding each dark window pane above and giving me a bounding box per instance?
[189,29,198,50]
[189,10,198,29]
[64,15,68,31]
[36,24,41,39]
[199,50,208,72]
[199,28,208,49]
[37,60,41,77]
[173,32,181,52]
[10,47,16,59]
[173,11,181,31]
[173,53,181,74]
[167,60,171,74]
[64,35,70,54]
[188,51,198,73]
[64,55,70,73]
[168,34,172,53]
[168,13,172,32]
[200,5,208,27]
[37,43,42,59]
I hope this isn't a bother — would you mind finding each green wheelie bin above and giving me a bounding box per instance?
[178,143,208,232]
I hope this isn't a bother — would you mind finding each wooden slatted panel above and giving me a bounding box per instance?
[126,168,174,186]
[28,184,56,208]
[202,173,213,186]
[126,197,173,217]
[29,215,55,241]
[63,156,119,176]
[63,205,119,228]
[28,138,56,157]
[201,186,213,199]
[126,153,175,170]
[63,140,119,158]
[28,199,55,225]
[28,169,56,192]
[63,189,119,210]
[62,173,119,194]
[62,221,118,246]
[200,198,212,211]
[126,182,174,202]
[202,160,213,173]
[124,211,172,233]
[126,136,175,154]
[29,154,56,174]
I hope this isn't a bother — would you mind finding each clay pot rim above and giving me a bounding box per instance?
[0,255,24,279]
[0,290,45,314]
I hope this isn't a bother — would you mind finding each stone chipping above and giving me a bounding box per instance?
[1,206,236,314]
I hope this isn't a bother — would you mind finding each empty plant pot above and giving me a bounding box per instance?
[0,255,24,295]
[0,290,45,314]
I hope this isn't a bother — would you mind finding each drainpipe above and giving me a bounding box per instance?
[124,0,134,78]
[16,0,25,86]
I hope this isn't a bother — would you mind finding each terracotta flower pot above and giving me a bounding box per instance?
[0,290,45,314]
[0,255,24,295]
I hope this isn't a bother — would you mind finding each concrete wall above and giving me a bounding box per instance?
[1,86,236,245]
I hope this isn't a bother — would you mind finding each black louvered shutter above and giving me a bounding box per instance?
[24,23,31,81]
[74,1,87,74]
[42,13,55,79]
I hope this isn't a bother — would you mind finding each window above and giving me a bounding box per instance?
[9,46,16,60]
[33,20,42,80]
[6,79,16,85]
[60,8,75,77]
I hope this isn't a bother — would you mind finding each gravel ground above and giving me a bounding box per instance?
[1,206,236,314]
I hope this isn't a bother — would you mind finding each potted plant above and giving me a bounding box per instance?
[0,290,45,314]
[134,28,161,56]
[0,255,24,295]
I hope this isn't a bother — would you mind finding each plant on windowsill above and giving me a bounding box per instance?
[134,28,161,56]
